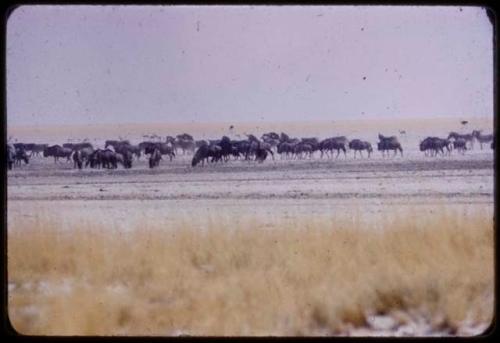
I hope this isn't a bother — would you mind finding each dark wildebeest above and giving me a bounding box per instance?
[44,145,72,162]
[176,138,196,155]
[115,151,133,169]
[29,144,48,157]
[208,145,223,163]
[243,139,273,161]
[148,148,162,168]
[419,137,436,156]
[7,145,15,170]
[331,136,349,146]
[13,143,26,151]
[258,142,275,160]
[448,132,474,149]
[14,148,30,166]
[378,134,403,157]
[230,146,241,160]
[419,137,452,157]
[319,138,347,159]
[294,142,313,159]
[192,144,210,167]
[261,134,280,151]
[452,138,467,154]
[121,150,133,168]
[232,140,251,160]
[277,141,296,159]
[128,145,142,159]
[78,147,94,166]
[100,149,118,169]
[377,141,403,157]
[114,143,141,161]
[280,132,291,143]
[349,139,373,158]
[218,136,233,162]
[177,133,194,141]
[86,149,116,169]
[191,144,223,166]
[255,147,269,163]
[20,143,35,155]
[378,133,399,144]
[262,132,280,141]
[86,149,104,168]
[72,150,83,169]
[472,130,494,150]
[145,143,175,161]
[301,138,320,155]
[105,140,130,150]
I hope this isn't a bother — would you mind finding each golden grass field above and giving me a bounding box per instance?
[8,207,494,336]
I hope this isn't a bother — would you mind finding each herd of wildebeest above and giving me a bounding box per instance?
[6,129,495,171]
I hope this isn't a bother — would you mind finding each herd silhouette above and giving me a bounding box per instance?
[6,129,494,171]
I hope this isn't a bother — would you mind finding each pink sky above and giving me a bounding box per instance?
[6,5,493,126]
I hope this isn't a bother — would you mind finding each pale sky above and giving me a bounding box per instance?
[6,5,493,126]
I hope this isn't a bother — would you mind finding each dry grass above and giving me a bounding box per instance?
[8,208,494,336]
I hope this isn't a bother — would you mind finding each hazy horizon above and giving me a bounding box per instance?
[6,5,494,127]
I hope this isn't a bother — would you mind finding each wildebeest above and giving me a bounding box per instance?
[176,138,196,155]
[120,150,133,168]
[100,149,118,169]
[377,134,403,157]
[14,148,30,166]
[115,152,133,169]
[29,144,48,157]
[218,136,233,161]
[114,143,141,160]
[349,139,373,158]
[105,140,131,149]
[255,147,270,162]
[207,145,223,163]
[85,149,117,169]
[191,144,224,166]
[294,142,313,159]
[262,132,280,141]
[72,150,83,169]
[277,141,296,159]
[258,141,275,160]
[13,143,26,150]
[149,148,162,168]
[378,133,398,143]
[300,138,320,155]
[177,133,194,142]
[79,147,94,162]
[453,138,467,154]
[448,132,474,149]
[419,137,452,157]
[43,145,72,162]
[472,130,494,150]
[192,144,209,167]
[86,149,104,168]
[319,138,347,159]
[280,132,291,143]
[7,145,15,170]
[144,143,175,161]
